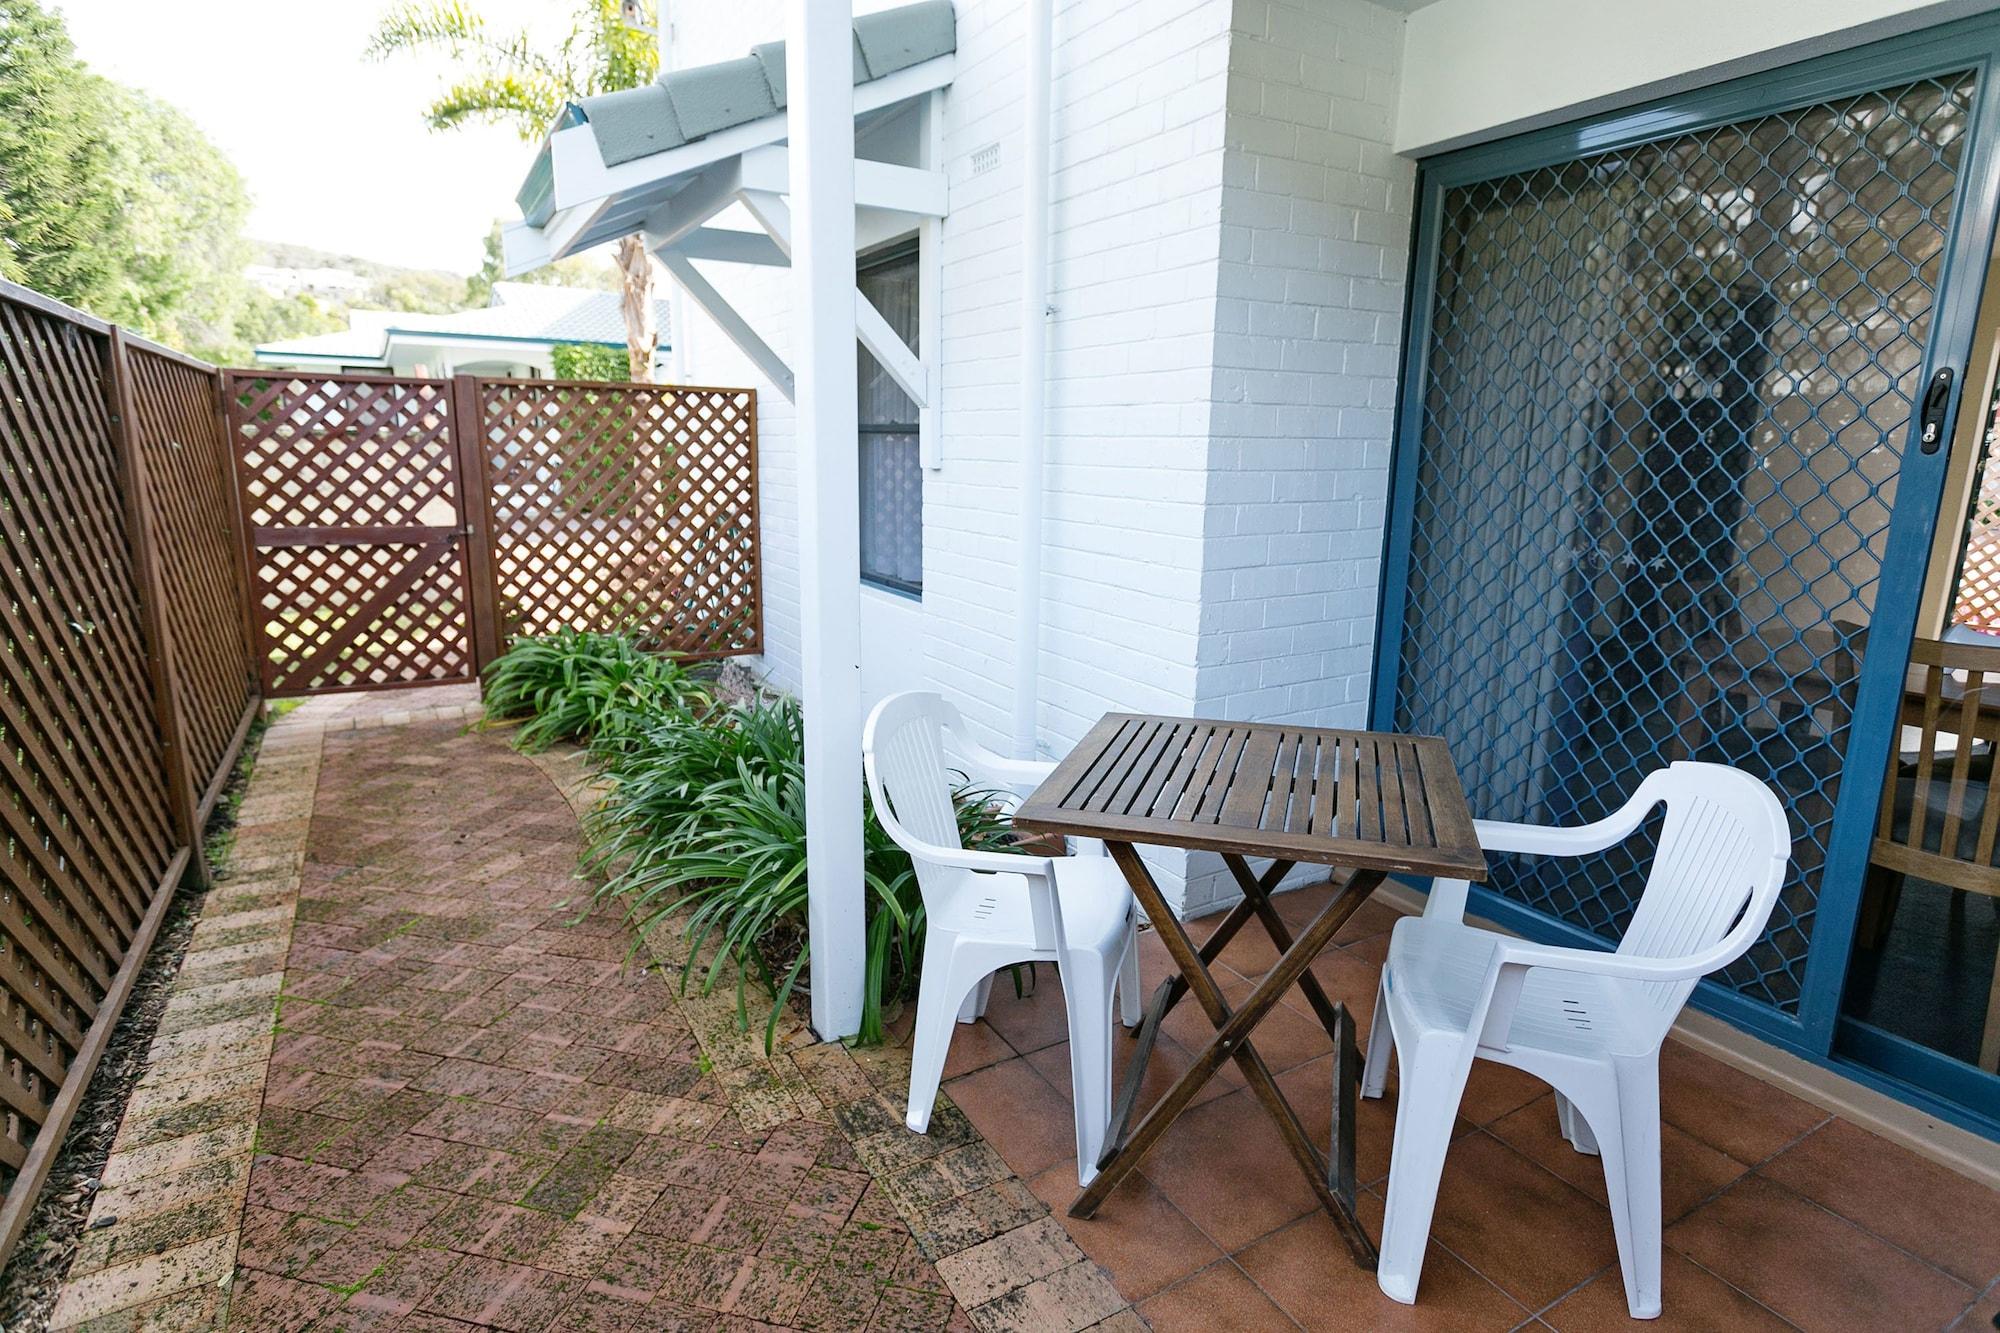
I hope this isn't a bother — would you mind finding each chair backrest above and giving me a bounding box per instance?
[1872,635,2000,890]
[864,692,966,900]
[1616,762,1790,1038]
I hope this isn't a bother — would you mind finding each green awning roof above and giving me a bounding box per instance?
[577,0,954,169]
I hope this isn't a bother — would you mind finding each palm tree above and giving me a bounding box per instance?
[369,0,662,381]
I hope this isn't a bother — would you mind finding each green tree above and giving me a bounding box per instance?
[550,342,625,380]
[371,268,470,315]
[0,0,264,360]
[95,83,253,358]
[0,0,120,308]
[369,0,660,379]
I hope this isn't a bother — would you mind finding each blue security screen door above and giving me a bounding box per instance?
[1378,20,2000,1063]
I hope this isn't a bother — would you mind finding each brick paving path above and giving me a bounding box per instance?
[227,716,977,1331]
[50,702,1134,1332]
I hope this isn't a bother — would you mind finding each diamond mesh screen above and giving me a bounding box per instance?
[1395,73,1975,1013]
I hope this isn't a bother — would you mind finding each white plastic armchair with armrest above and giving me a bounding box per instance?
[1362,762,1790,1319]
[862,692,1141,1186]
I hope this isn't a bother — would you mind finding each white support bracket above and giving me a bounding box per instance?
[739,188,932,410]
[740,145,948,217]
[656,249,796,401]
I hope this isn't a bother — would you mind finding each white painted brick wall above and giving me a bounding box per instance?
[1182,0,1414,914]
[667,0,1410,915]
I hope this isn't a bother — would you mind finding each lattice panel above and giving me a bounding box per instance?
[1949,383,2000,631]
[228,375,476,695]
[231,376,459,529]
[128,349,257,798]
[0,290,178,1192]
[480,380,761,658]
[1394,74,1974,1014]
[254,542,473,693]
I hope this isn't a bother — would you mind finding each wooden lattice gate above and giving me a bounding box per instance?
[224,372,761,696]
[226,373,481,695]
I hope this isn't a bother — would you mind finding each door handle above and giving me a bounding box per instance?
[1919,366,1956,455]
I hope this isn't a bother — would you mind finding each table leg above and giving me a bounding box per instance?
[1078,841,1381,1266]
[1221,853,1352,1042]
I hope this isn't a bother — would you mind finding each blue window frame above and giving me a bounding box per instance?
[1372,14,2000,1133]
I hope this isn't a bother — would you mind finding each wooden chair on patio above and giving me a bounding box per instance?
[1861,635,2000,1070]
[1671,620,1863,760]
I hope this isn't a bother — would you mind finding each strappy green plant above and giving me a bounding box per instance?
[480,628,702,752]
[583,695,1016,1047]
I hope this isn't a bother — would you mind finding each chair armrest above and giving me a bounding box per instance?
[1472,794,1656,860]
[978,754,1060,786]
[892,830,1058,882]
[1493,938,1715,984]
[942,719,1059,789]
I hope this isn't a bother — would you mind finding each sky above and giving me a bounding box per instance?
[64,0,585,275]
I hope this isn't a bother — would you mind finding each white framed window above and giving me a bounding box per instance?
[857,240,921,596]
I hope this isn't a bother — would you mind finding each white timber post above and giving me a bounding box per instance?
[789,0,866,1041]
[659,4,691,384]
[1012,0,1053,760]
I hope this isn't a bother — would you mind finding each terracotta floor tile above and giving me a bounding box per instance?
[1488,1093,1747,1224]
[940,1016,1015,1079]
[1135,1259,1295,1332]
[1455,1061,1548,1128]
[943,1054,1081,1181]
[1235,1207,1527,1332]
[1026,1162,1223,1301]
[1272,1054,1474,1189]
[1542,1249,1791,1330]
[978,971,1072,1054]
[1216,978,1337,1073]
[1666,1175,1972,1331]
[1423,1131,1620,1310]
[1023,1025,1241,1125]
[1758,1117,2000,1289]
[1342,931,1392,967]
[1949,1279,1999,1330]
[1137,1087,1320,1252]
[1658,1042,1826,1165]
[1303,948,1382,1031]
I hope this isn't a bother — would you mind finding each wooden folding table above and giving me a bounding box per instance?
[1014,713,1485,1266]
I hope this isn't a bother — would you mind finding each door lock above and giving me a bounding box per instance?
[1919,366,1956,454]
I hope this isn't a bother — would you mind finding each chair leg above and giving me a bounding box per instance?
[957,973,994,1023]
[1376,1034,1471,1306]
[1598,1057,1662,1320]
[906,941,972,1135]
[1555,1092,1599,1155]
[1117,926,1142,1029]
[1061,950,1119,1186]
[1361,977,1393,1099]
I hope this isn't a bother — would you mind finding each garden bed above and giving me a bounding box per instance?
[482,631,1017,1048]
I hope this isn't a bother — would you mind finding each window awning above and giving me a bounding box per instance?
[503,3,952,407]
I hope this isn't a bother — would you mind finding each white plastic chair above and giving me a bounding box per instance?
[1362,761,1790,1319]
[863,692,1142,1185]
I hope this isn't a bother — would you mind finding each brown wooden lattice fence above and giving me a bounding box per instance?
[0,287,758,1260]
[225,373,761,693]
[476,378,761,660]
[0,281,259,1263]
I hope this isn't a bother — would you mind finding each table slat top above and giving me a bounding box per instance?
[1015,714,1487,879]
